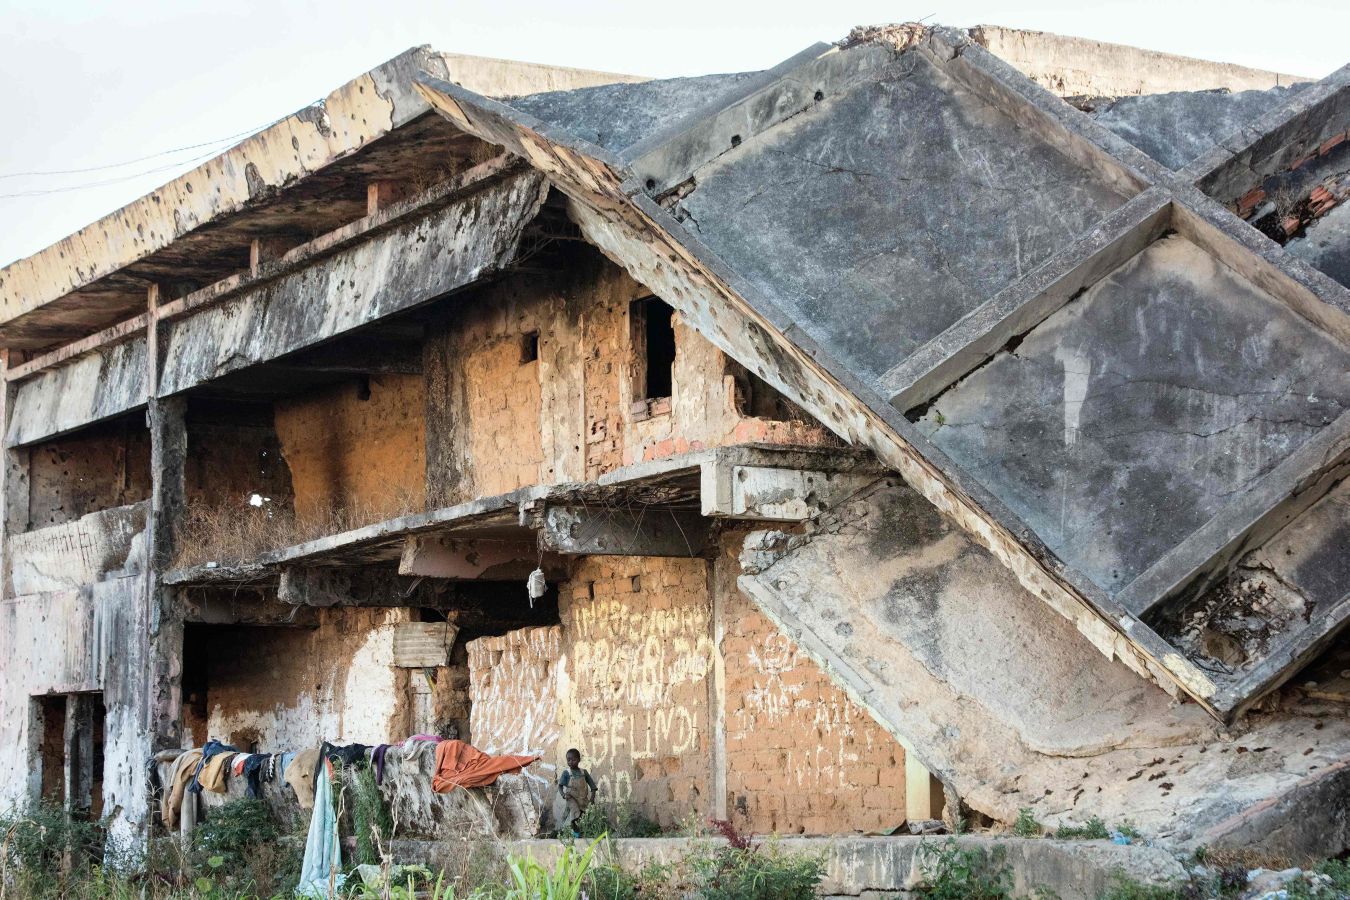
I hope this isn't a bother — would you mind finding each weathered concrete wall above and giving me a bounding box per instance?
[198,607,412,749]
[8,502,146,595]
[0,573,150,851]
[6,337,148,447]
[424,252,833,507]
[275,376,425,523]
[27,418,150,529]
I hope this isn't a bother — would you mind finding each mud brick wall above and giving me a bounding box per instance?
[558,556,714,828]
[185,421,293,512]
[424,250,836,506]
[274,374,425,522]
[716,533,908,835]
[466,626,563,761]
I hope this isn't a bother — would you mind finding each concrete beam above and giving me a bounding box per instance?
[699,463,874,522]
[398,536,561,580]
[5,336,148,447]
[536,504,710,556]
[158,168,547,396]
[278,565,436,607]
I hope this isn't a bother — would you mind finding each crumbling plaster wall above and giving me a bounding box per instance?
[275,376,425,523]
[467,626,563,763]
[0,573,150,852]
[424,252,834,507]
[199,607,412,750]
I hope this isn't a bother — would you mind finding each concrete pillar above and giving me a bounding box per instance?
[146,284,188,752]
[0,351,31,599]
[905,753,945,822]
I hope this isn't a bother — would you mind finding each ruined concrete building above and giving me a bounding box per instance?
[1,23,1347,875]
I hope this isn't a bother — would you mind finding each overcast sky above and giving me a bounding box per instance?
[1,0,1346,268]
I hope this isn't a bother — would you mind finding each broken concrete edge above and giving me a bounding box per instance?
[966,25,1312,98]
[5,154,526,391]
[158,443,870,585]
[1189,64,1350,201]
[1218,595,1350,719]
[1118,416,1350,618]
[505,835,1189,897]
[0,48,450,328]
[1193,756,1350,861]
[0,51,648,337]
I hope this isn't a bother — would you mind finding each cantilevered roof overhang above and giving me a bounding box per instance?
[413,25,1350,720]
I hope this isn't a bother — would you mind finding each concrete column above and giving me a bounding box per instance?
[0,351,31,598]
[145,284,187,752]
[65,694,95,816]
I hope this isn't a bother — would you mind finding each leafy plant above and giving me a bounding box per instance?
[1013,807,1043,838]
[574,800,663,839]
[192,798,278,866]
[913,839,1012,900]
[1053,815,1109,840]
[346,762,393,867]
[505,836,600,900]
[0,800,107,873]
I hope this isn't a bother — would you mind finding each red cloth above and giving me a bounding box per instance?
[431,739,539,792]
[231,754,248,777]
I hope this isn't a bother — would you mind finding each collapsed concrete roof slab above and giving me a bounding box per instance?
[737,478,1350,850]
[413,25,1350,719]
[0,49,643,350]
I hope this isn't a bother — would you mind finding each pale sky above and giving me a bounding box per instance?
[1,0,1346,268]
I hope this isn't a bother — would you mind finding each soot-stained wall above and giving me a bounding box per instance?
[274,375,426,524]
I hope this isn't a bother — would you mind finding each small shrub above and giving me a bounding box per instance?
[192,798,278,866]
[1098,871,1184,900]
[1013,807,1043,838]
[0,800,106,873]
[913,838,1012,900]
[574,800,663,839]
[692,843,823,900]
[1054,815,1109,840]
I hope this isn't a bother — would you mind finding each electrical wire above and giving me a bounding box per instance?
[0,113,290,181]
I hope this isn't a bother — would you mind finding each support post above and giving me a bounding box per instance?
[146,284,187,752]
[0,350,30,598]
[905,753,946,823]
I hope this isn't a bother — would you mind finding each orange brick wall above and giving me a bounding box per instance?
[557,556,714,828]
[717,535,908,835]
[422,251,834,503]
[275,375,425,522]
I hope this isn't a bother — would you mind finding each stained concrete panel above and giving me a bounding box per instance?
[679,49,1128,381]
[6,337,148,447]
[1287,200,1350,289]
[158,171,548,396]
[921,234,1350,598]
[1091,87,1305,171]
[511,73,760,154]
